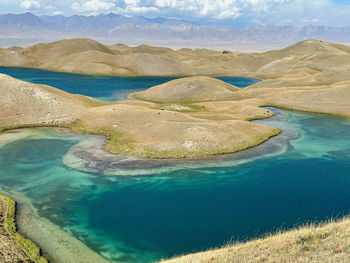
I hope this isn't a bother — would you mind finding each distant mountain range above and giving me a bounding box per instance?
[1,12,350,49]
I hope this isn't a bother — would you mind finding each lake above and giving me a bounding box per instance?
[0,68,349,262]
[0,67,259,101]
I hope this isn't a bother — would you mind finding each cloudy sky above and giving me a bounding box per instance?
[1,0,350,26]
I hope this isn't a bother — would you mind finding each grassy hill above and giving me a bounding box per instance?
[132,76,240,102]
[161,217,350,263]
[1,38,349,78]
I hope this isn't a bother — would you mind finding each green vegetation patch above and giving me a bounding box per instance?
[66,120,136,154]
[0,194,47,263]
[0,121,136,156]
[0,123,61,133]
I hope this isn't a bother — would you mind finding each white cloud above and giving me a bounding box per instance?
[0,0,345,26]
[72,0,115,12]
[128,6,159,13]
[45,5,56,10]
[37,0,342,26]
[213,9,241,20]
[154,0,170,8]
[53,11,64,15]
[124,0,139,6]
[20,0,40,10]
[148,0,333,22]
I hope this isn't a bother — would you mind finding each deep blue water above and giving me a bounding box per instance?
[0,67,260,101]
[0,110,348,263]
[0,69,349,262]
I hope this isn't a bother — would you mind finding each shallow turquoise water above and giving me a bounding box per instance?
[0,109,349,262]
[0,68,349,262]
[0,67,259,101]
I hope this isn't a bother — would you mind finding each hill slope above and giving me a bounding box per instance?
[133,76,240,102]
[0,74,102,127]
[161,218,350,263]
[0,38,349,79]
[1,38,349,157]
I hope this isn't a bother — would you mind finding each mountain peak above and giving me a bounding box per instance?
[1,13,350,48]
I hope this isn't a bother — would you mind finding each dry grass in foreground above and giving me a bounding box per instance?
[161,217,350,263]
[0,194,47,263]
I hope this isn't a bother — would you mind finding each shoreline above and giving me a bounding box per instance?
[0,108,348,263]
[0,65,261,79]
[0,193,47,263]
[3,190,350,263]
[2,190,111,263]
[0,38,349,263]
[161,216,350,263]
[1,104,349,161]
[1,38,350,159]
[0,115,281,160]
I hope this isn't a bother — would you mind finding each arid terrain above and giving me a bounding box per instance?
[0,74,103,127]
[0,38,349,262]
[0,38,349,158]
[0,38,349,79]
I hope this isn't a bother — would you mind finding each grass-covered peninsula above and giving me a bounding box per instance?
[0,38,349,262]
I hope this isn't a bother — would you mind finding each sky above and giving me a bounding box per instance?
[1,0,350,26]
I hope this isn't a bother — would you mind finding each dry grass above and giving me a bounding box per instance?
[66,119,136,155]
[0,194,47,263]
[140,127,280,158]
[1,39,349,160]
[133,76,240,103]
[161,218,350,263]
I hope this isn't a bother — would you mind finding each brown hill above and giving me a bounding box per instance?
[133,76,240,102]
[27,38,114,60]
[0,38,349,159]
[0,74,103,127]
[263,39,346,58]
[1,38,349,79]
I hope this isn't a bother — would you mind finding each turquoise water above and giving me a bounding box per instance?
[0,68,349,262]
[0,67,259,101]
[0,109,349,262]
